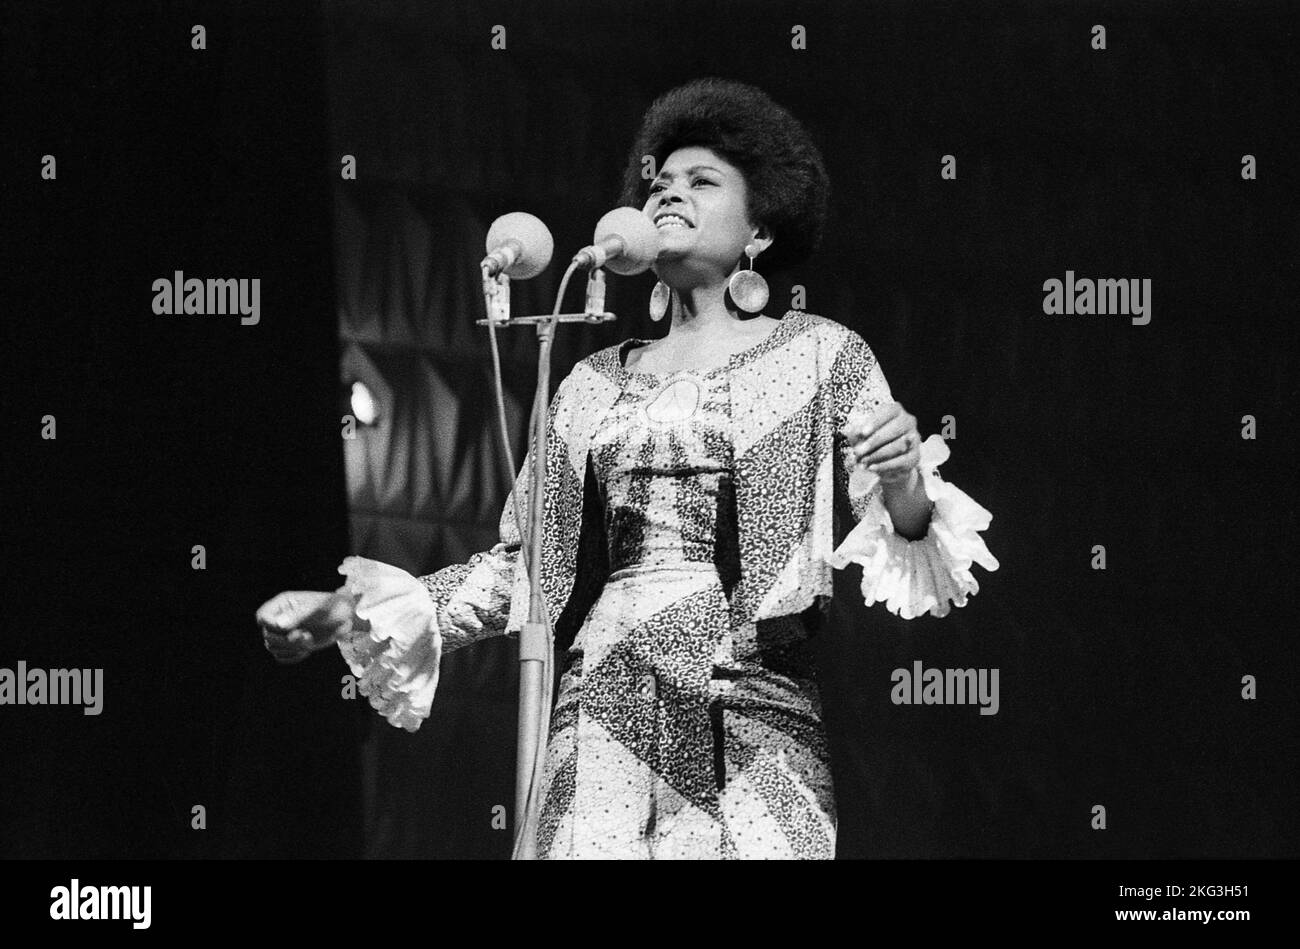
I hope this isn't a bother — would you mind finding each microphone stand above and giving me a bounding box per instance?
[477,263,615,859]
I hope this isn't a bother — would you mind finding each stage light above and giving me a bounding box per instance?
[348,380,379,426]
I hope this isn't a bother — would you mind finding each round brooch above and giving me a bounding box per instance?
[644,375,702,424]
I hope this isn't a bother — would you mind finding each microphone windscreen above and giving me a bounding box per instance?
[594,207,660,276]
[485,212,554,279]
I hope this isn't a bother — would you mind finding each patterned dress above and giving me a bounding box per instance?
[536,341,835,859]
[333,311,1000,861]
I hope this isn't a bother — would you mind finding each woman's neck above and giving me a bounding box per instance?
[665,281,747,334]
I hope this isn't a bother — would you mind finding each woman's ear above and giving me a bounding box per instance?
[750,224,774,257]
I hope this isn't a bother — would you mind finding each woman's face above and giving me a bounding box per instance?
[642,146,770,284]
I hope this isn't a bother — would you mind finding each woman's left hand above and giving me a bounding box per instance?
[840,402,922,484]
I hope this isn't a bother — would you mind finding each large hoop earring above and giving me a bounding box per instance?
[649,280,671,322]
[727,243,769,314]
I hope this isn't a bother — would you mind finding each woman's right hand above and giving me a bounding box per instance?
[256,590,358,664]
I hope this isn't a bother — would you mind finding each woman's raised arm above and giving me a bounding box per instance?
[826,326,999,619]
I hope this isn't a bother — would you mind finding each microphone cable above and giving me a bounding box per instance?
[484,258,584,859]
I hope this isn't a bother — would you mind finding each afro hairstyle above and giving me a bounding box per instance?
[618,77,830,274]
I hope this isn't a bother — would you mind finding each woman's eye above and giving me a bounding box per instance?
[650,179,711,194]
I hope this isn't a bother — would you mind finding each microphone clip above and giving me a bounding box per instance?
[481,263,511,324]
[583,268,606,318]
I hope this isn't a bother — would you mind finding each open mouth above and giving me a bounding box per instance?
[654,213,693,230]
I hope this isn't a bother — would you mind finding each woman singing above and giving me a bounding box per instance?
[258,78,998,859]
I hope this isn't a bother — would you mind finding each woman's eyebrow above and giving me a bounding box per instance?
[653,164,724,181]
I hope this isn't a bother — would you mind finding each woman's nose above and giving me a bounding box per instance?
[657,193,687,215]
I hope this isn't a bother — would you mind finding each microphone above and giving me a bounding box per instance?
[482,212,554,279]
[572,207,660,275]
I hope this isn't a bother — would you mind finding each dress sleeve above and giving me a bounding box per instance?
[330,375,570,731]
[827,331,999,619]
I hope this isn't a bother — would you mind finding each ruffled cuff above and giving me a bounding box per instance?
[828,434,999,619]
[334,555,443,732]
